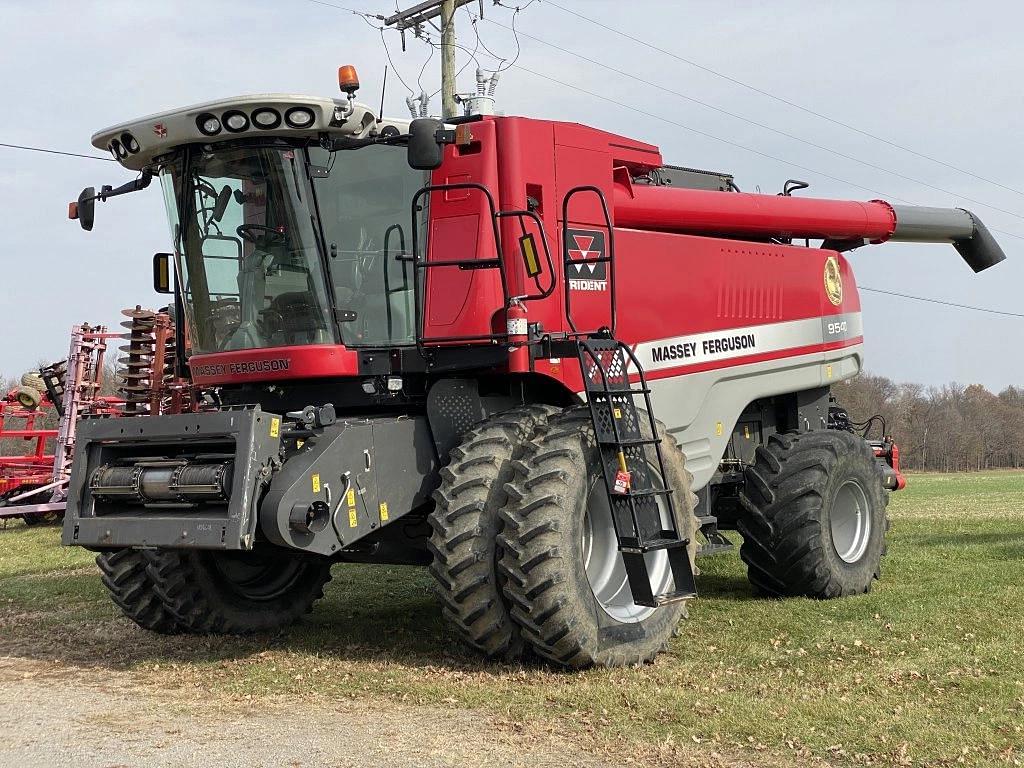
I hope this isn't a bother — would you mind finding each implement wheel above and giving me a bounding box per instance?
[22,510,62,526]
[16,386,41,410]
[133,548,332,634]
[21,372,46,391]
[737,430,889,598]
[499,407,698,669]
[428,405,556,660]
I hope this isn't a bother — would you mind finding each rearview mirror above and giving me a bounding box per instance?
[152,252,173,294]
[407,118,444,170]
[71,187,96,231]
[213,185,232,222]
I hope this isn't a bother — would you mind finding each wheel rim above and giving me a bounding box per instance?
[207,551,310,601]
[830,479,872,564]
[582,471,674,623]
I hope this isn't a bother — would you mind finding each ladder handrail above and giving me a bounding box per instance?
[409,182,510,353]
[494,208,557,302]
[408,182,560,355]
[560,185,617,337]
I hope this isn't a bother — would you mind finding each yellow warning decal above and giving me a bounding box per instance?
[519,233,541,277]
[348,507,358,528]
[346,488,356,507]
[715,421,723,436]
[311,474,321,494]
[379,502,389,522]
[743,425,750,440]
[826,364,834,379]
[613,407,622,419]
[269,417,281,438]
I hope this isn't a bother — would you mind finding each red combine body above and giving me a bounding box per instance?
[62,74,1004,667]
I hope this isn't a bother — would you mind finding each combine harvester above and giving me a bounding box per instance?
[61,65,1004,667]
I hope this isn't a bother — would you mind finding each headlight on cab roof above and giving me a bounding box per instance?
[223,110,249,132]
[252,108,281,129]
[284,107,315,128]
[196,113,222,136]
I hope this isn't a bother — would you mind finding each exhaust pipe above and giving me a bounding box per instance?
[889,205,1006,273]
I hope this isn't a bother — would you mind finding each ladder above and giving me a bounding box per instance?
[562,187,696,608]
[577,339,696,606]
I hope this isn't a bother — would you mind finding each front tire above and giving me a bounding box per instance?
[427,405,555,660]
[737,430,889,598]
[141,548,332,634]
[96,549,181,633]
[499,407,698,669]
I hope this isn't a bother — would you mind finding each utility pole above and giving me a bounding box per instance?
[439,0,458,119]
[385,0,481,120]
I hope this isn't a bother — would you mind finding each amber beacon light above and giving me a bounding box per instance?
[338,65,360,96]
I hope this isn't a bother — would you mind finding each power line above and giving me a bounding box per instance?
[474,55,1024,242]
[0,142,114,162]
[301,0,383,18]
[859,287,1024,318]
[482,17,1024,225]
[542,0,1024,201]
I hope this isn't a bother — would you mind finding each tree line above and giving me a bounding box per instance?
[833,374,1024,472]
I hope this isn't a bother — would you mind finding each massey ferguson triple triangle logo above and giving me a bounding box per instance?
[566,229,608,292]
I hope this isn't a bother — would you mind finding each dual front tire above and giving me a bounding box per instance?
[95,547,332,635]
[430,405,699,669]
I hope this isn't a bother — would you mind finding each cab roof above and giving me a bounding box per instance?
[91,94,403,171]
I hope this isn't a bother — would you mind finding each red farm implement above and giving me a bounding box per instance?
[0,324,122,524]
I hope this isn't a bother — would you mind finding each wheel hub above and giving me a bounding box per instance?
[581,474,673,623]
[830,479,872,564]
[207,551,310,601]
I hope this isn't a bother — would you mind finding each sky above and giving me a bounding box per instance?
[1,0,1022,390]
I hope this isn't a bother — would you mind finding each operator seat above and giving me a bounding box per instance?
[268,291,331,345]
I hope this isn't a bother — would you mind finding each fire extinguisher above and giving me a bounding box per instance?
[506,297,530,372]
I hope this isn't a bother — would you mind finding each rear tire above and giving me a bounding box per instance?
[142,548,332,634]
[737,430,889,598]
[428,405,556,660]
[499,407,698,668]
[96,550,181,633]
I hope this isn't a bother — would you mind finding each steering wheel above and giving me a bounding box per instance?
[237,224,287,246]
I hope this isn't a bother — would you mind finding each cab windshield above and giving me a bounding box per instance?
[159,142,425,355]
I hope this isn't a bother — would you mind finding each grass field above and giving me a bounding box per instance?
[2,472,1023,767]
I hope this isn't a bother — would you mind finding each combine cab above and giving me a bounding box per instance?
[62,67,1005,667]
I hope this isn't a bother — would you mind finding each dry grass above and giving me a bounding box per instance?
[2,472,1023,767]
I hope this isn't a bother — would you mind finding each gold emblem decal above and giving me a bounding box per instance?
[824,256,843,306]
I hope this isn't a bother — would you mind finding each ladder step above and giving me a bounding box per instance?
[619,536,689,554]
[611,488,673,500]
[621,544,697,607]
[645,588,698,607]
[596,436,660,447]
[584,384,651,395]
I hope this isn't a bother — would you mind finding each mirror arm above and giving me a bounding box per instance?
[91,169,153,204]
[318,133,409,152]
